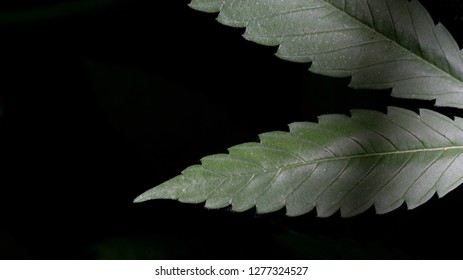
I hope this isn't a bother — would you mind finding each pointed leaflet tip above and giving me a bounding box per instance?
[133,194,147,203]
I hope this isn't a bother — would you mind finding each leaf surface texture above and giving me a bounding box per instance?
[189,0,463,108]
[135,107,463,217]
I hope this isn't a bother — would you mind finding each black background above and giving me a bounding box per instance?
[1,0,463,259]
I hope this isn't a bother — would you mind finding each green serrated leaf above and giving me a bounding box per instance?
[135,107,463,217]
[189,0,463,109]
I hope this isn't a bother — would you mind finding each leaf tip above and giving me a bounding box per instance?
[133,194,149,203]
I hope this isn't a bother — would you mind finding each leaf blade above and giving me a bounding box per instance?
[189,0,463,108]
[135,107,463,217]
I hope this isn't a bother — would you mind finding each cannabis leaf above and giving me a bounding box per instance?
[189,0,463,108]
[135,107,463,217]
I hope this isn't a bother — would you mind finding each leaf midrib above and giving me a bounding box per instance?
[329,1,463,85]
[208,145,463,178]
